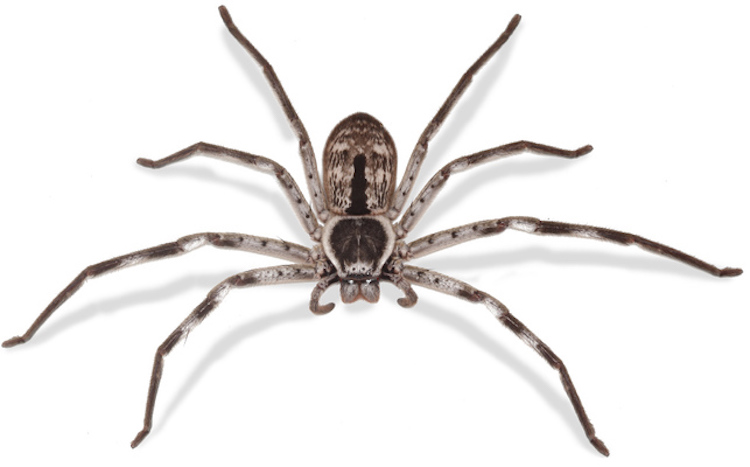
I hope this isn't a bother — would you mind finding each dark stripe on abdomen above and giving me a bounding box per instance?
[346,154,370,215]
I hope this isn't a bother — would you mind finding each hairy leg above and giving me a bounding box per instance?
[3,233,310,348]
[397,141,591,235]
[131,264,317,448]
[402,265,609,456]
[138,142,321,239]
[388,14,522,219]
[407,216,742,277]
[218,6,328,220]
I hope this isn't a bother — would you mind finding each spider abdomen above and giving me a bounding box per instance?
[322,113,397,215]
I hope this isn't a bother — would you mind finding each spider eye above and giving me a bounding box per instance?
[347,280,355,285]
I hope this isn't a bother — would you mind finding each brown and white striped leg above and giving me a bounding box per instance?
[130,264,317,448]
[138,142,321,239]
[397,142,591,235]
[408,217,743,277]
[402,265,610,456]
[218,6,328,221]
[387,14,522,220]
[2,233,311,348]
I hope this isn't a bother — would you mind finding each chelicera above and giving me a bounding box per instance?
[4,6,742,456]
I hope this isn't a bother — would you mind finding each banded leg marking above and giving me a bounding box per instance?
[408,216,743,277]
[218,6,328,221]
[397,141,591,235]
[388,14,522,219]
[402,265,609,456]
[2,233,311,348]
[137,142,320,238]
[131,264,317,448]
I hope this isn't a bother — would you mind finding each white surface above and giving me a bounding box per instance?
[1,1,748,465]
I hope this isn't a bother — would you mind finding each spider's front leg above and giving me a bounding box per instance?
[131,264,318,448]
[218,6,328,220]
[2,234,310,348]
[389,14,523,218]
[402,266,610,456]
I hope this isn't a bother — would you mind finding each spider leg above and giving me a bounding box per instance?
[130,264,317,448]
[401,265,609,456]
[138,142,321,239]
[397,141,591,236]
[310,274,338,315]
[408,217,743,277]
[387,14,522,219]
[218,6,329,221]
[383,271,419,308]
[2,233,311,348]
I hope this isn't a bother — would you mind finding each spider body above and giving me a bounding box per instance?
[4,6,742,457]
[319,112,399,304]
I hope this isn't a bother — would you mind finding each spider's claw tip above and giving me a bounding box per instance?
[720,267,743,277]
[2,336,26,348]
[590,436,609,456]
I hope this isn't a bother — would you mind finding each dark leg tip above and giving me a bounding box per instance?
[219,5,231,23]
[575,145,594,157]
[719,267,743,277]
[131,429,150,449]
[136,158,156,168]
[2,336,26,348]
[590,436,610,456]
[397,295,417,308]
[310,302,335,315]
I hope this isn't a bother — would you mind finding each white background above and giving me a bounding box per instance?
[1,0,747,465]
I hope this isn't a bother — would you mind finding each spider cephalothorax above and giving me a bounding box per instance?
[4,5,741,456]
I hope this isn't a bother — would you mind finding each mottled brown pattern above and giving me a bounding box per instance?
[323,113,396,215]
